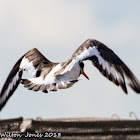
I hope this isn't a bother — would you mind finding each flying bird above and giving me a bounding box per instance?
[0,39,140,110]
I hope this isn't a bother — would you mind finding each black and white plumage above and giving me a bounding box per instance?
[0,39,140,110]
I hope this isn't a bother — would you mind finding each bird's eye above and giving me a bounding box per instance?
[79,62,84,68]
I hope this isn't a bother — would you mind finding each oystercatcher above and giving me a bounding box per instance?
[0,39,140,110]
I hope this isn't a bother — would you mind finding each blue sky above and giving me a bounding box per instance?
[0,0,140,119]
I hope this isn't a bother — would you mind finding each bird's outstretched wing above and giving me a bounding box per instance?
[0,48,51,110]
[55,39,140,94]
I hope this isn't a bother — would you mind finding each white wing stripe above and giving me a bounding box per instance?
[114,69,124,82]
[110,64,124,82]
[105,61,110,74]
[62,46,97,74]
[45,63,62,78]
[60,45,125,85]
[13,72,19,86]
[20,57,36,77]
[98,56,105,70]
[28,64,63,86]
[28,77,44,85]
[110,66,117,80]
[1,72,20,104]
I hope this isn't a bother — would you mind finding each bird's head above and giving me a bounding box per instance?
[79,62,89,80]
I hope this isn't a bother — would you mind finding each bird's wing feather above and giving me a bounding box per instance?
[55,39,140,94]
[0,48,51,110]
[0,56,23,110]
[20,48,51,77]
[21,78,77,93]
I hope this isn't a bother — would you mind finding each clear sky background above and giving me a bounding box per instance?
[0,0,140,119]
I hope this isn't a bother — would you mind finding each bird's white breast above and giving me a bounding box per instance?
[56,63,81,82]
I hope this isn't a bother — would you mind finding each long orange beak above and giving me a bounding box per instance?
[82,71,89,80]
